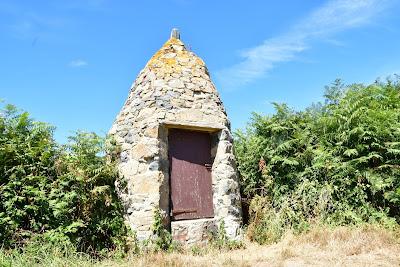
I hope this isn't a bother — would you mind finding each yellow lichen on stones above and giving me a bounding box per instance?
[164,58,176,66]
[145,37,205,78]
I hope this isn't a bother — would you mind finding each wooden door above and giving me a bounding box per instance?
[168,128,214,220]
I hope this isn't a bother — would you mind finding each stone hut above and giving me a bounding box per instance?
[109,29,242,244]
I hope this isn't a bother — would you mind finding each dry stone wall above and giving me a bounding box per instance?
[110,36,242,243]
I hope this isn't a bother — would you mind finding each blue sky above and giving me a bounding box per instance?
[1,0,400,143]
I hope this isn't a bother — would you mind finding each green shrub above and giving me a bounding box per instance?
[235,78,400,244]
[0,104,128,253]
[0,104,58,248]
[50,132,128,254]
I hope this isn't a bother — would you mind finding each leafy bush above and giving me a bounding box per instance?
[235,79,400,244]
[0,104,128,253]
[150,209,174,252]
[0,104,58,248]
[50,132,128,254]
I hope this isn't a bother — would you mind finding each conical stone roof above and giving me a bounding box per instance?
[110,30,242,243]
[111,33,229,132]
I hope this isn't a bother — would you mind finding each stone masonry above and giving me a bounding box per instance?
[109,29,242,244]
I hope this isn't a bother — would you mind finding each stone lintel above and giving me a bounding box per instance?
[161,120,224,133]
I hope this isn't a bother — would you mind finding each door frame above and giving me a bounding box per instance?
[160,122,222,223]
[168,128,214,221]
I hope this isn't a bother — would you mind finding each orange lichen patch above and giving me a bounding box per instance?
[195,57,205,66]
[164,58,177,66]
[145,37,205,76]
[167,37,184,45]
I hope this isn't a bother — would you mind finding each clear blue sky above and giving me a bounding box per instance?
[1,0,400,143]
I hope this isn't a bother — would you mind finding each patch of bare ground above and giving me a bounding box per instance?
[100,226,400,267]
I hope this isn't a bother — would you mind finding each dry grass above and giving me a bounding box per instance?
[2,226,399,267]
[99,226,400,267]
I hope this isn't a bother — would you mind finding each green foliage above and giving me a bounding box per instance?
[209,221,245,251]
[50,132,127,253]
[0,104,58,247]
[235,78,400,244]
[150,209,179,252]
[0,104,128,253]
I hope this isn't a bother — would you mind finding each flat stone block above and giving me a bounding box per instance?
[171,218,217,246]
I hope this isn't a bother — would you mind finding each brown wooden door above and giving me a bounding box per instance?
[168,128,214,220]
